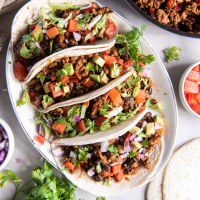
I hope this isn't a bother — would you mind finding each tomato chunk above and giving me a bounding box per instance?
[35,134,45,145]
[50,82,64,98]
[196,93,200,103]
[76,120,86,131]
[14,62,27,81]
[64,161,75,171]
[135,90,146,104]
[46,27,60,38]
[68,20,81,32]
[184,80,199,94]
[115,170,125,182]
[32,25,43,41]
[188,94,198,106]
[112,164,122,175]
[124,60,133,69]
[104,55,117,67]
[104,21,117,38]
[108,88,123,106]
[81,77,94,88]
[193,65,200,72]
[186,71,200,82]
[52,123,66,135]
[94,117,107,127]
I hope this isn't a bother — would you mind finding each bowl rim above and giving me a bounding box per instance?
[179,60,200,118]
[0,118,15,171]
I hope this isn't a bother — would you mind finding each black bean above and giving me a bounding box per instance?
[92,160,101,166]
[102,164,110,172]
[82,163,90,172]
[93,175,103,182]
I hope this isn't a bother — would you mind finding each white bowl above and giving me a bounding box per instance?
[0,118,15,171]
[179,60,200,118]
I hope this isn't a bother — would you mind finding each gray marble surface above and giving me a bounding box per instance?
[0,0,200,199]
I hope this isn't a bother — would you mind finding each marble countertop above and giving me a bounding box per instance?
[0,0,200,199]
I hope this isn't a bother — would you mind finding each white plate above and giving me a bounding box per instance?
[6,12,178,196]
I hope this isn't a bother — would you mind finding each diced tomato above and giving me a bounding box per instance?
[124,60,133,69]
[196,93,200,103]
[167,0,173,7]
[115,169,125,182]
[108,88,123,106]
[102,49,110,56]
[29,91,37,102]
[191,105,200,114]
[74,71,82,80]
[104,21,117,38]
[117,59,124,66]
[188,94,198,106]
[186,71,200,82]
[193,65,200,72]
[64,161,75,171]
[94,117,106,127]
[137,61,146,67]
[149,7,155,14]
[14,62,27,81]
[35,134,45,145]
[139,105,146,112]
[32,25,42,41]
[68,20,81,32]
[46,27,60,38]
[61,76,69,84]
[81,77,94,88]
[68,76,79,83]
[89,36,96,43]
[102,171,113,178]
[184,80,199,94]
[50,83,64,98]
[135,90,146,104]
[104,55,117,67]
[112,163,122,175]
[76,120,86,131]
[83,101,90,107]
[52,123,66,135]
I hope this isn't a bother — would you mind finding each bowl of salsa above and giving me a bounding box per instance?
[179,61,200,118]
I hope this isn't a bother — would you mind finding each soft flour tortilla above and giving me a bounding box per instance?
[162,138,200,200]
[147,171,164,200]
[51,141,162,197]
[52,109,148,146]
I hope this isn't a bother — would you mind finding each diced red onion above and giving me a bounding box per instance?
[124,140,131,153]
[38,124,45,137]
[73,32,81,42]
[0,150,6,162]
[130,134,137,141]
[48,135,54,143]
[52,147,65,157]
[0,140,7,151]
[34,42,42,49]
[138,154,145,159]
[73,116,81,122]
[143,148,146,154]
[0,125,3,132]
[87,168,95,177]
[76,14,84,19]
[100,141,109,152]
[65,39,69,44]
[119,153,129,159]
[142,121,147,129]
[69,151,77,159]
[110,161,123,167]
[2,130,8,139]
[134,137,143,142]
[80,4,91,10]
[87,153,92,159]
[155,123,162,130]
[139,148,144,154]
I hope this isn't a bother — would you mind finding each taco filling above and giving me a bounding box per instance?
[52,113,164,183]
[35,74,161,140]
[14,2,117,81]
[20,47,133,110]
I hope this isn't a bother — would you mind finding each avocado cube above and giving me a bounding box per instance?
[110,64,120,78]
[100,73,109,85]
[63,63,74,76]
[132,141,142,152]
[56,69,68,78]
[89,74,100,83]
[92,56,105,67]
[146,123,155,136]
[129,126,141,135]
[44,82,51,94]
[42,96,54,109]
[63,85,70,94]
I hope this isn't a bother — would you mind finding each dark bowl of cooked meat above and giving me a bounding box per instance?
[126,0,200,38]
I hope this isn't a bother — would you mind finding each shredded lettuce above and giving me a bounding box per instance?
[50,2,82,11]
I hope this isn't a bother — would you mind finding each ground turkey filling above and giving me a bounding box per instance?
[133,0,200,33]
[60,112,163,183]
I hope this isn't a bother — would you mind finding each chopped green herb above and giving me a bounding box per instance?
[107,145,118,154]
[100,119,111,131]
[77,13,93,28]
[96,197,106,200]
[104,178,110,186]
[75,147,89,162]
[37,73,45,85]
[145,99,162,111]
[164,46,181,63]
[141,139,149,147]
[96,165,102,173]
[55,82,63,92]
[129,151,136,158]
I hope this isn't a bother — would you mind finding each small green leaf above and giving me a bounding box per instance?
[141,139,149,147]
[107,145,118,154]
[37,73,45,85]
[96,165,102,173]
[6,170,21,183]
[129,151,136,158]
[164,46,181,63]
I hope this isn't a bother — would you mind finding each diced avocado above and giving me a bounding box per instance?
[63,85,70,94]
[110,64,120,78]
[155,116,164,127]
[100,73,109,85]
[146,122,155,136]
[132,141,142,152]
[132,81,141,98]
[56,69,68,78]
[89,74,100,83]
[129,126,141,135]
[44,82,51,94]
[63,63,74,76]
[154,103,162,110]
[92,56,105,67]
[42,95,54,109]
[86,62,95,71]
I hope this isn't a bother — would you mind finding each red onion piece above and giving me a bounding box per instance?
[73,116,81,122]
[130,134,137,141]
[87,153,92,159]
[87,168,95,177]
[139,148,144,154]
[69,151,77,159]
[38,124,45,137]
[73,32,81,42]
[100,141,109,152]
[110,161,123,167]
[2,130,8,139]
[0,140,7,151]
[134,137,143,142]
[0,150,6,163]
[119,153,129,159]
[155,123,162,130]
[138,154,145,160]
[52,147,65,157]
[35,42,42,49]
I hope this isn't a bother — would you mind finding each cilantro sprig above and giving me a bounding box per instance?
[164,46,181,63]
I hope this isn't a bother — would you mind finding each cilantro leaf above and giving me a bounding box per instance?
[96,165,102,173]
[96,197,106,200]
[107,145,118,154]
[6,170,21,183]
[164,46,181,63]
[129,151,136,158]
[55,82,63,92]
[141,139,149,147]
[37,73,45,85]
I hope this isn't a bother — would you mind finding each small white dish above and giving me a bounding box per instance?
[179,60,200,118]
[0,118,15,171]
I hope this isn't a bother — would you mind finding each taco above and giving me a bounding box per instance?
[51,112,164,196]
[34,72,161,143]
[12,0,117,81]
[17,45,134,112]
